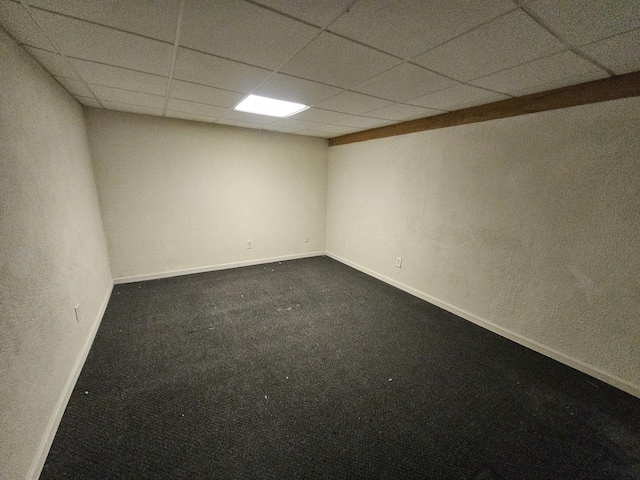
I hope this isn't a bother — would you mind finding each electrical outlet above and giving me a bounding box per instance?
[247,240,252,249]
[395,257,402,268]
[304,235,309,243]
[74,304,82,323]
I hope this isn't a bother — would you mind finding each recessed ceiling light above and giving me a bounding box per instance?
[233,95,309,118]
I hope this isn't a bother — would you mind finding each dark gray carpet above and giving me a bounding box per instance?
[42,256,640,479]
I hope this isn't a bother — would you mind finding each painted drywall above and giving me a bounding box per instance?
[85,109,328,281]
[0,29,113,479]
[327,97,640,394]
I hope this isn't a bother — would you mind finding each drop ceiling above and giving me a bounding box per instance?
[1,0,638,138]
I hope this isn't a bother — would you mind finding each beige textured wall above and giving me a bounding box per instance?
[0,29,112,479]
[85,109,328,281]
[327,98,640,395]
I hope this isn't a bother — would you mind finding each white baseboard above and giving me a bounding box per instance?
[113,251,326,284]
[326,251,640,399]
[27,282,114,480]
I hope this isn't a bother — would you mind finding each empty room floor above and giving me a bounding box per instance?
[42,257,640,479]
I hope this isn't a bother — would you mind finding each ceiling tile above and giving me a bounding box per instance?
[525,0,640,46]
[103,101,163,116]
[290,132,319,137]
[220,110,277,125]
[251,0,353,27]
[74,95,101,107]
[27,0,181,43]
[333,116,393,128]
[406,84,509,110]
[314,91,394,115]
[166,110,219,123]
[271,118,322,130]
[54,76,92,96]
[31,9,173,75]
[260,124,302,134]
[414,10,564,81]
[7,0,634,128]
[167,99,229,118]
[470,51,608,95]
[170,80,244,108]
[306,124,360,134]
[329,0,516,59]
[216,119,264,129]
[0,1,54,50]
[364,103,441,121]
[352,63,458,102]
[71,59,168,96]
[165,110,218,123]
[280,32,401,88]
[513,71,610,96]
[300,130,333,138]
[173,48,271,93]
[181,0,319,70]
[579,29,640,75]
[91,84,165,108]
[25,46,76,78]
[291,108,351,123]
[254,73,342,105]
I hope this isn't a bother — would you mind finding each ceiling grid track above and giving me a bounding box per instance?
[214,0,360,126]
[17,0,105,108]
[3,0,637,138]
[519,4,616,77]
[162,0,187,116]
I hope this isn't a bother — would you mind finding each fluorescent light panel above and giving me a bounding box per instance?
[233,94,308,118]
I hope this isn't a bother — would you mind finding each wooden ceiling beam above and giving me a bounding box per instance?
[328,70,640,147]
